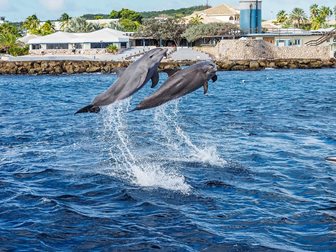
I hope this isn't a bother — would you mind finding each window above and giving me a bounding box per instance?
[120,42,127,48]
[46,43,68,49]
[31,44,41,50]
[229,16,233,20]
[74,43,82,49]
[91,42,114,49]
[293,39,301,46]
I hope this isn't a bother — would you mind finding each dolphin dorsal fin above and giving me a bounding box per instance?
[115,67,127,77]
[203,81,208,95]
[151,70,159,88]
[162,68,180,77]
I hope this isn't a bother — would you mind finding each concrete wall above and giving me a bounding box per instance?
[197,40,332,60]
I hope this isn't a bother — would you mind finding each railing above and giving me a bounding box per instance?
[305,28,336,46]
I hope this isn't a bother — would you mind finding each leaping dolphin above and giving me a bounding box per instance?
[75,47,168,114]
[132,61,217,111]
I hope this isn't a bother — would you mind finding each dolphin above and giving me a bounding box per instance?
[132,61,217,111]
[75,47,168,114]
[326,157,336,163]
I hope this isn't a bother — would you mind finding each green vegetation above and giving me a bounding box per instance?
[23,15,55,35]
[0,23,28,56]
[275,4,334,30]
[81,14,109,20]
[182,23,240,42]
[136,18,188,46]
[109,8,142,32]
[63,17,99,32]
[140,5,208,19]
[106,44,119,54]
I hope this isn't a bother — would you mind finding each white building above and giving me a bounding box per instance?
[27,28,130,55]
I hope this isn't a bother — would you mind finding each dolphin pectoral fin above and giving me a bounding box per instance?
[211,74,218,82]
[203,82,208,95]
[75,104,101,114]
[115,67,127,77]
[151,70,159,88]
[162,68,180,77]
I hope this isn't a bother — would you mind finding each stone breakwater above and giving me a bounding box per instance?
[0,59,335,75]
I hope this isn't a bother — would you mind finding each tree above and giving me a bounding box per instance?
[319,6,333,27]
[136,18,164,42]
[160,17,188,46]
[334,5,336,20]
[289,8,307,28]
[276,10,288,24]
[60,13,71,22]
[108,21,122,30]
[182,22,240,42]
[189,14,203,25]
[23,14,40,34]
[64,17,98,32]
[119,8,142,23]
[0,23,20,37]
[39,20,55,35]
[310,4,319,18]
[119,19,140,32]
[0,32,28,56]
[109,10,119,19]
[309,5,333,30]
[136,17,187,46]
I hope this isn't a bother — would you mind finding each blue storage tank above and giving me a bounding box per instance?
[240,0,262,34]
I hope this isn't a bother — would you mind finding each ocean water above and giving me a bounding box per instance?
[0,69,335,251]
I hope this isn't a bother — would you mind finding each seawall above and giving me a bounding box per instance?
[0,58,335,75]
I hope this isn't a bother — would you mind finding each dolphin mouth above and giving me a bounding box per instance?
[162,48,168,58]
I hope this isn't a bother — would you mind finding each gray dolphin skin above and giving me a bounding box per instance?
[132,61,217,111]
[326,157,336,163]
[75,47,168,114]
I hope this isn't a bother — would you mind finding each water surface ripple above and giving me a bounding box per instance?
[1,69,335,251]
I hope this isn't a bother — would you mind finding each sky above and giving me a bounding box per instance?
[0,0,335,22]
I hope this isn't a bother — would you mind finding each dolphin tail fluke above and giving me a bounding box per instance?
[75,104,100,114]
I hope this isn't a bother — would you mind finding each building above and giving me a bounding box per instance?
[185,4,240,24]
[27,28,130,55]
[247,28,336,57]
[240,0,262,34]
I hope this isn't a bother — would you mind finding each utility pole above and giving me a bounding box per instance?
[206,0,209,8]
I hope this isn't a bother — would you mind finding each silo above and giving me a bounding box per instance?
[240,0,262,34]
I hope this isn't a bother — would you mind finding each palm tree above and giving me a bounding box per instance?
[320,6,333,28]
[289,8,307,28]
[39,20,55,35]
[276,10,288,24]
[189,14,203,25]
[310,4,319,18]
[0,33,17,53]
[63,17,97,33]
[60,13,71,31]
[23,15,40,34]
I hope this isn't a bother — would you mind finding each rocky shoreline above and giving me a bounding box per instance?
[0,58,335,75]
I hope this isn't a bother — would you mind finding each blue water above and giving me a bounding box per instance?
[1,69,336,251]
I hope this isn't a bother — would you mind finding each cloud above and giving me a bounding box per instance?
[39,0,65,11]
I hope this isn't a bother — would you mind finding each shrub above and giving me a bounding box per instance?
[106,44,119,54]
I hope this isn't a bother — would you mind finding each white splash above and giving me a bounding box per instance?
[101,100,191,194]
[153,101,227,167]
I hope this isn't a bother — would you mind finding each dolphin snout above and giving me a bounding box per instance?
[162,48,168,58]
